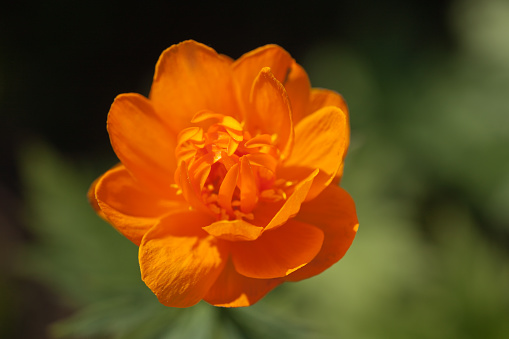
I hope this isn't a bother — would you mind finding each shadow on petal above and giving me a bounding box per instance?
[286,185,358,282]
[204,259,283,307]
[139,211,228,308]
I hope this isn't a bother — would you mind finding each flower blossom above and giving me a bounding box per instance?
[89,40,358,307]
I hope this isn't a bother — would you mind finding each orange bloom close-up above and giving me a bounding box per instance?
[88,40,359,308]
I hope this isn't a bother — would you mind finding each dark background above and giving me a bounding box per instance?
[0,0,452,165]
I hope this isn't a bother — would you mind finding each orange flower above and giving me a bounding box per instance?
[88,40,358,308]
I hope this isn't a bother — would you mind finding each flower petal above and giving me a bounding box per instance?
[203,220,263,242]
[286,185,358,282]
[248,67,294,158]
[233,44,294,107]
[231,220,324,279]
[88,171,109,221]
[232,44,311,129]
[239,156,258,213]
[178,161,211,215]
[257,168,319,232]
[217,163,239,215]
[281,106,348,201]
[108,93,177,198]
[94,165,187,245]
[309,89,350,164]
[149,40,240,134]
[284,62,311,126]
[139,211,228,308]
[204,259,283,307]
[308,88,349,120]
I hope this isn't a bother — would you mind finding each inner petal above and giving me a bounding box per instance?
[239,156,258,213]
[175,112,291,223]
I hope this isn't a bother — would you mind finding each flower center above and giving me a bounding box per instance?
[174,111,291,221]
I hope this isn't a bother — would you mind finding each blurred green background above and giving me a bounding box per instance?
[1,0,508,338]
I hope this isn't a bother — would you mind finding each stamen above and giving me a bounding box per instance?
[259,189,286,202]
[278,189,287,200]
[208,204,221,214]
[285,180,295,187]
[233,210,254,221]
[205,193,218,204]
[271,133,278,143]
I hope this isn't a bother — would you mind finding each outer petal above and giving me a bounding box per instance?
[248,67,294,158]
[233,45,311,128]
[204,259,283,307]
[88,172,109,221]
[308,88,349,121]
[280,106,348,201]
[284,62,311,126]
[233,44,293,107]
[308,89,350,167]
[285,185,358,282]
[108,93,177,198]
[94,165,187,245]
[139,211,228,308]
[149,40,240,134]
[231,220,324,279]
[233,45,310,121]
